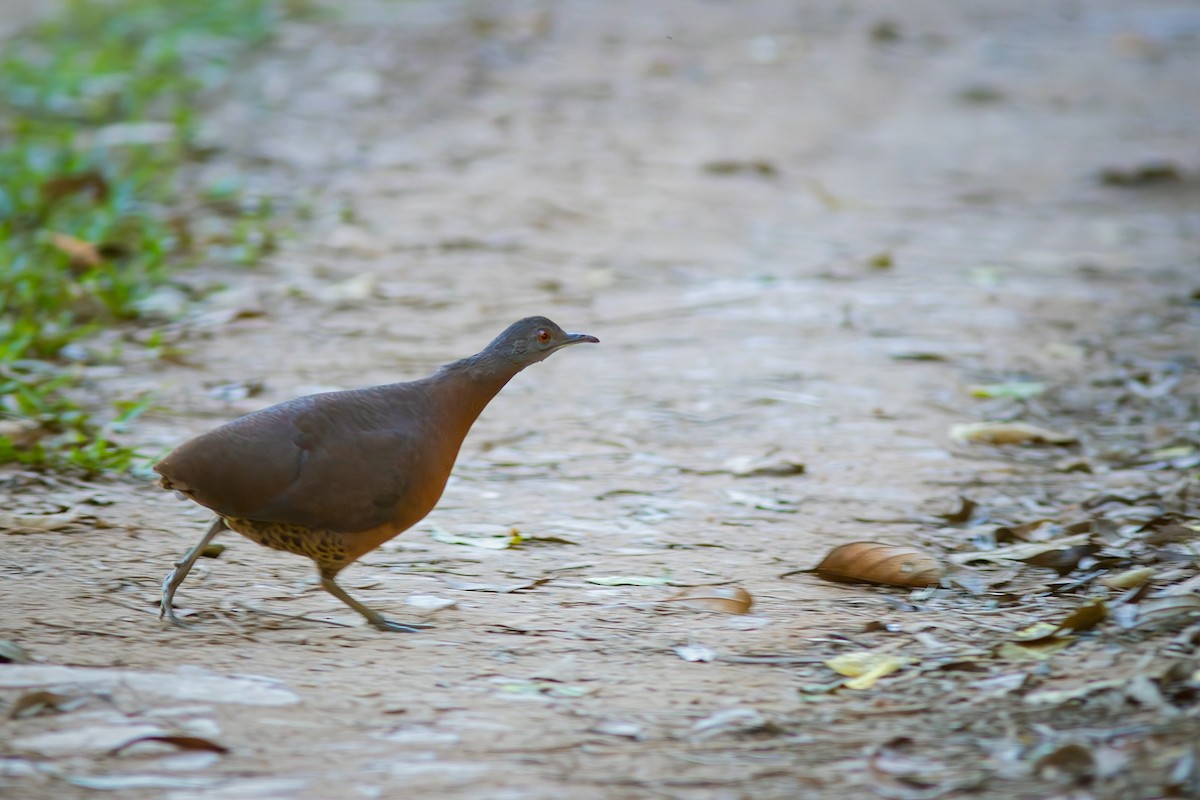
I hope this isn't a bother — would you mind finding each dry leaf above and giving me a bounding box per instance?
[0,639,33,664]
[1023,678,1125,706]
[1014,599,1107,643]
[869,737,964,790]
[10,690,86,719]
[722,455,805,478]
[813,542,943,588]
[1033,742,1096,782]
[968,381,1046,400]
[14,724,169,756]
[430,525,516,550]
[689,707,773,740]
[1100,567,1154,590]
[0,665,299,706]
[702,159,778,178]
[1126,595,1200,629]
[49,232,102,268]
[951,421,1075,446]
[440,577,549,593]
[110,734,229,756]
[1018,543,1100,575]
[673,644,717,662]
[0,507,82,533]
[1099,160,1181,187]
[42,170,109,203]
[826,651,914,689]
[64,775,221,791]
[996,633,1074,661]
[665,586,753,614]
[939,496,978,525]
[1055,599,1108,634]
[947,533,1093,565]
[866,251,893,269]
[403,595,457,610]
[312,273,379,308]
[723,489,800,513]
[586,574,671,586]
[589,720,644,739]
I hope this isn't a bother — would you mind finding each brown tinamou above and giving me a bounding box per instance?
[156,316,597,631]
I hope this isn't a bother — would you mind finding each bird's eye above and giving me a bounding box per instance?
[536,329,551,344]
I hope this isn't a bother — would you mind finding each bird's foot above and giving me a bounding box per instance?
[160,567,188,626]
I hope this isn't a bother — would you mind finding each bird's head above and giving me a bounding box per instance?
[486,316,599,367]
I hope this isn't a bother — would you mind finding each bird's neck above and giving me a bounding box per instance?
[427,352,521,435]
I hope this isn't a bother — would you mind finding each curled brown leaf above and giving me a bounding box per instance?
[813,542,944,588]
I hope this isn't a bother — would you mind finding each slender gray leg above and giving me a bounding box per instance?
[161,517,226,625]
[319,574,432,633]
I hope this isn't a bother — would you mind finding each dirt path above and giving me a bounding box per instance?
[4,1,1200,798]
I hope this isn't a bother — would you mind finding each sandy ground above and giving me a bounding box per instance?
[3,1,1200,798]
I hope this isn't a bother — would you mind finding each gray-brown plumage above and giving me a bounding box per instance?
[157,316,597,631]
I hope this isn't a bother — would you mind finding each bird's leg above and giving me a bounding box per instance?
[318,570,432,633]
[161,517,226,625]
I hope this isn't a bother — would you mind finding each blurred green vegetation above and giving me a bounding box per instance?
[0,0,294,474]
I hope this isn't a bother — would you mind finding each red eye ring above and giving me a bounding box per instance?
[536,329,551,343]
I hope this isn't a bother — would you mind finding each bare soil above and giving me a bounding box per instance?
[4,1,1200,798]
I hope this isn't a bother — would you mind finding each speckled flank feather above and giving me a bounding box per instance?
[223,517,351,575]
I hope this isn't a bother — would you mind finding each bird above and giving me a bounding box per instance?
[156,316,598,631]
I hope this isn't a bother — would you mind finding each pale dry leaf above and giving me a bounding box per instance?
[1054,599,1107,634]
[947,533,1092,565]
[722,455,806,478]
[995,637,1074,661]
[403,595,457,610]
[0,507,82,533]
[825,651,914,689]
[430,526,515,550]
[1013,599,1107,642]
[951,421,1075,446]
[313,273,379,308]
[665,586,753,614]
[723,488,800,513]
[0,665,299,706]
[673,644,717,662]
[1023,679,1124,706]
[65,775,219,791]
[586,574,671,586]
[968,382,1046,400]
[813,542,943,588]
[869,737,963,790]
[14,724,168,756]
[589,720,644,739]
[1128,594,1200,629]
[689,707,770,740]
[1100,567,1154,590]
[49,232,101,267]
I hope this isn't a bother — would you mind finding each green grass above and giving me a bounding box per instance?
[0,0,296,474]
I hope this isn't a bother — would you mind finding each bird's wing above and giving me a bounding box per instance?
[156,388,430,533]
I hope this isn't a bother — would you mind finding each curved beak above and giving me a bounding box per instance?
[559,332,599,347]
